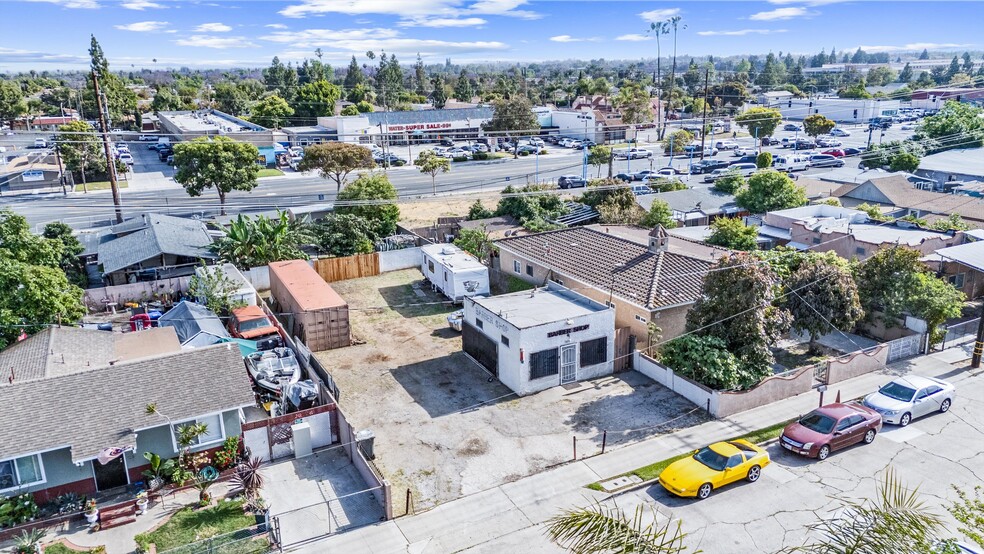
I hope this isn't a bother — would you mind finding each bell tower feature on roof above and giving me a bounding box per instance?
[648,225,669,254]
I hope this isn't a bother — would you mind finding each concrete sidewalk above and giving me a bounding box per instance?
[292,344,977,553]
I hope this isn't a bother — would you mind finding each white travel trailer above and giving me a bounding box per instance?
[420,244,490,302]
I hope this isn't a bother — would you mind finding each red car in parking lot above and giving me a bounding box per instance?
[822,149,846,157]
[780,402,882,460]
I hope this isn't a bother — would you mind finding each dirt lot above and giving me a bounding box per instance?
[315,269,707,514]
[397,198,479,228]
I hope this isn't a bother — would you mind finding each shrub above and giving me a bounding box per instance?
[518,150,530,156]
[472,151,490,161]
[659,335,746,390]
[452,156,469,162]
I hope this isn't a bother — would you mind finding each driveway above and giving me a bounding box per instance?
[314,269,707,515]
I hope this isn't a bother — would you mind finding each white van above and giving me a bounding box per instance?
[157,137,171,147]
[774,154,810,172]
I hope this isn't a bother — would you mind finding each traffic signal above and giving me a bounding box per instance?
[788,100,793,108]
[853,109,858,118]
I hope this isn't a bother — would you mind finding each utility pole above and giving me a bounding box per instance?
[92,70,123,224]
[54,140,67,196]
[972,303,983,368]
[698,66,710,161]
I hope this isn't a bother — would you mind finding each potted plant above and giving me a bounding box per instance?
[135,491,149,515]
[84,499,99,526]
[141,452,175,491]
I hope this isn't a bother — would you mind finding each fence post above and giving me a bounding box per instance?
[572,436,577,461]
[601,430,607,455]
[405,488,413,515]
[705,398,711,416]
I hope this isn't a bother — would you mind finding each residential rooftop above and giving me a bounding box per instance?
[922,240,984,271]
[917,147,984,177]
[585,224,727,262]
[470,286,608,330]
[97,213,215,274]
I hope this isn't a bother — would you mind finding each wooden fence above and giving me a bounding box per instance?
[314,253,380,282]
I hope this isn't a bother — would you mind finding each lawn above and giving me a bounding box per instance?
[74,181,129,192]
[256,168,284,177]
[43,544,106,554]
[773,343,829,370]
[586,420,793,491]
[134,500,261,553]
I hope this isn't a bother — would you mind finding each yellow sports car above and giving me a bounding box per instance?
[659,439,771,500]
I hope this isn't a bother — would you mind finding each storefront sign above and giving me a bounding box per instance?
[547,324,589,338]
[386,122,454,133]
[21,170,45,182]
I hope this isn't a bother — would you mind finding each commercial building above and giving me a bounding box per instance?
[910,88,984,111]
[462,283,615,396]
[156,109,276,145]
[776,98,901,123]
[300,107,495,146]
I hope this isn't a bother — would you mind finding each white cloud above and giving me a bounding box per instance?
[749,7,815,20]
[265,23,288,29]
[639,8,681,23]
[697,29,788,36]
[194,22,232,32]
[0,47,89,65]
[550,35,599,43]
[121,0,164,9]
[615,34,652,42]
[857,42,975,53]
[26,0,99,8]
[399,17,487,27]
[114,20,169,31]
[175,35,257,49]
[259,27,505,57]
[260,28,400,43]
[279,0,539,20]
[768,0,847,5]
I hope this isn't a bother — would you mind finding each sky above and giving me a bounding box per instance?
[0,0,979,72]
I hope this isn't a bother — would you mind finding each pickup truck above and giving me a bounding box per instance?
[228,305,283,351]
[615,148,653,159]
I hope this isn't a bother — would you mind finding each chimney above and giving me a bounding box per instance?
[648,225,670,254]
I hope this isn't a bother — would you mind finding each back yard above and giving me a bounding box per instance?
[314,269,707,515]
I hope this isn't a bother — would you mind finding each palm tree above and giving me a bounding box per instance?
[211,211,312,269]
[648,21,670,139]
[664,16,687,140]
[545,502,691,554]
[781,468,945,554]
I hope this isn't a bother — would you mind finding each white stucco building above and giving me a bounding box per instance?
[462,284,615,396]
[777,98,901,123]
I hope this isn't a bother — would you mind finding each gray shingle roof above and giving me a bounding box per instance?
[364,107,493,127]
[495,227,711,310]
[158,301,230,344]
[98,213,215,274]
[0,327,117,385]
[0,344,255,462]
[635,188,739,216]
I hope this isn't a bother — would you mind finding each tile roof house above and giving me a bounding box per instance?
[96,213,216,285]
[634,188,745,227]
[0,343,254,503]
[495,226,713,342]
[836,175,984,228]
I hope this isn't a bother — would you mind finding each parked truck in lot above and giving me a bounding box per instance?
[228,305,283,350]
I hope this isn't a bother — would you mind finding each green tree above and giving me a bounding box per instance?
[949,485,984,549]
[340,105,359,116]
[495,184,567,230]
[57,120,105,189]
[910,272,965,345]
[0,80,27,127]
[782,469,944,554]
[454,68,473,101]
[335,173,400,237]
[454,226,496,264]
[784,257,863,353]
[736,170,807,214]
[686,252,791,383]
[889,152,920,173]
[211,211,310,269]
[736,107,782,140]
[297,142,375,191]
[355,100,374,113]
[586,145,612,178]
[42,222,86,288]
[612,82,653,125]
[706,217,758,251]
[914,100,984,150]
[343,55,365,90]
[712,172,746,194]
[250,95,294,129]
[151,87,182,112]
[756,151,773,169]
[803,114,836,138]
[899,63,914,83]
[262,56,298,101]
[547,502,689,554]
[660,334,744,390]
[662,129,693,154]
[467,200,493,220]
[310,214,377,257]
[430,75,448,109]
[173,136,260,216]
[640,200,676,229]
[931,214,970,232]
[85,35,138,128]
[187,262,245,314]
[415,150,451,194]
[482,97,540,158]
[292,80,341,121]
[597,188,645,225]
[838,78,873,99]
[212,82,248,116]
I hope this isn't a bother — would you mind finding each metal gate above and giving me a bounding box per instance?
[886,333,924,362]
[560,344,577,384]
[271,487,385,551]
[462,321,498,376]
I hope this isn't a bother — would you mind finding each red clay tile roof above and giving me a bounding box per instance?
[495,227,711,310]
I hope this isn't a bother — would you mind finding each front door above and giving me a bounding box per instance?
[560,344,577,384]
[93,456,129,491]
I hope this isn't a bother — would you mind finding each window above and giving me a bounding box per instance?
[0,454,45,492]
[605,301,615,308]
[475,318,484,330]
[172,413,225,450]
[550,275,564,286]
[526,264,533,277]
[925,385,942,396]
[635,314,647,323]
[579,337,608,367]
[855,247,866,256]
[513,260,521,273]
[529,348,559,380]
[427,260,435,273]
[948,274,965,288]
[726,454,743,468]
[500,335,510,347]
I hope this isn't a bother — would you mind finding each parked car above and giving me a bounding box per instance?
[729,155,759,166]
[821,149,846,158]
[761,137,780,146]
[515,145,540,155]
[158,149,173,162]
[527,138,544,147]
[829,128,851,137]
[165,154,174,165]
[689,160,730,174]
[623,148,653,159]
[808,154,845,168]
[659,440,770,500]
[816,138,842,148]
[471,143,489,153]
[862,376,955,427]
[654,166,682,176]
[447,148,472,158]
[714,140,740,151]
[614,173,633,182]
[780,403,882,460]
[568,140,583,149]
[794,138,817,149]
[842,147,863,157]
[110,128,123,134]
[702,163,757,183]
[631,184,653,195]
[733,147,756,157]
[783,123,803,132]
[630,170,656,181]
[439,138,455,147]
[774,154,810,172]
[33,138,48,148]
[683,144,718,157]
[780,138,795,148]
[118,152,134,165]
[581,140,597,148]
[558,138,575,148]
[558,175,587,189]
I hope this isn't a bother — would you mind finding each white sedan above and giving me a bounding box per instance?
[829,128,851,137]
[862,375,955,427]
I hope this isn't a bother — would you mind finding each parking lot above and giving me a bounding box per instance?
[313,269,707,514]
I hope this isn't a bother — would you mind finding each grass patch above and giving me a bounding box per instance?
[506,275,535,293]
[44,545,106,554]
[74,181,129,192]
[773,343,828,370]
[257,168,284,177]
[586,419,794,490]
[134,500,256,552]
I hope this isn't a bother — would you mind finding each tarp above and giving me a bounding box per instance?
[159,301,229,343]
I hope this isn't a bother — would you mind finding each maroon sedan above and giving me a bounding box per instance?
[780,402,882,460]
[822,149,846,157]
